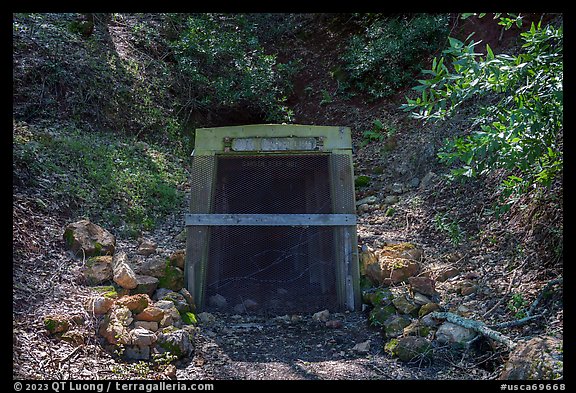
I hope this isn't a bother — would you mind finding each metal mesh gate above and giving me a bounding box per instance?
[185,125,360,314]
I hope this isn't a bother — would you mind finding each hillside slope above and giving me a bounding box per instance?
[13,13,563,380]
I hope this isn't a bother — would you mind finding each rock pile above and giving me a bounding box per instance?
[360,242,477,362]
[57,219,195,362]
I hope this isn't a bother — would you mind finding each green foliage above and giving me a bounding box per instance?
[402,18,563,203]
[433,212,465,247]
[342,14,450,99]
[171,14,298,123]
[13,125,186,237]
[361,119,385,146]
[180,311,197,325]
[507,293,529,319]
[355,175,371,188]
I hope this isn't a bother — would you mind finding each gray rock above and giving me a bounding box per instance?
[157,291,190,313]
[312,309,330,322]
[208,294,227,308]
[156,329,193,358]
[197,312,216,325]
[82,256,113,284]
[137,238,157,256]
[355,195,378,206]
[155,301,181,328]
[112,252,138,290]
[110,305,133,327]
[413,292,433,306]
[499,336,563,380]
[63,219,116,257]
[131,275,159,297]
[407,177,420,189]
[136,257,167,278]
[130,327,157,347]
[352,340,371,354]
[134,321,159,331]
[394,336,432,362]
[383,315,411,338]
[392,295,419,316]
[384,195,400,205]
[419,171,437,190]
[435,322,477,346]
[391,183,404,194]
[124,345,150,360]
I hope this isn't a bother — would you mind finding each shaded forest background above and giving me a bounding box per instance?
[12,12,563,380]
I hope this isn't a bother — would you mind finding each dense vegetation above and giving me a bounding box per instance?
[13,13,562,238]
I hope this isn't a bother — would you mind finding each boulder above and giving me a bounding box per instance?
[364,243,423,286]
[99,318,130,345]
[109,305,133,326]
[156,290,190,313]
[170,250,186,270]
[156,329,193,358]
[134,321,159,331]
[156,300,182,327]
[130,327,157,347]
[403,320,430,337]
[369,304,397,327]
[136,257,167,278]
[131,275,159,297]
[85,296,115,315]
[418,303,440,317]
[435,322,476,346]
[393,336,432,362]
[112,252,138,289]
[392,294,419,316]
[82,256,113,284]
[158,265,184,291]
[383,315,411,338]
[115,294,150,314]
[135,306,164,322]
[137,238,157,256]
[499,336,563,380]
[63,219,116,257]
[362,287,394,307]
[408,276,438,297]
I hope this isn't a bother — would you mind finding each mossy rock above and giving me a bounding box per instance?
[355,175,370,188]
[363,287,394,307]
[383,314,411,338]
[92,285,119,299]
[44,315,71,335]
[393,336,433,362]
[368,304,397,327]
[158,263,184,291]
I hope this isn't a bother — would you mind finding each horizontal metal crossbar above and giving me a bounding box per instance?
[185,213,357,226]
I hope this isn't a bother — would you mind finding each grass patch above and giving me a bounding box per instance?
[13,123,187,237]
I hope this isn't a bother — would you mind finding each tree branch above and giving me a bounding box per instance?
[429,311,516,349]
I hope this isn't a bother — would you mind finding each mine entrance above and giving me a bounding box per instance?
[185,125,360,314]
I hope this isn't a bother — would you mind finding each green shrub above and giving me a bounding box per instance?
[402,17,563,206]
[14,125,186,237]
[171,14,298,122]
[342,14,449,99]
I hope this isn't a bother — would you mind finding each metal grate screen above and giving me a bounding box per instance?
[185,126,360,314]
